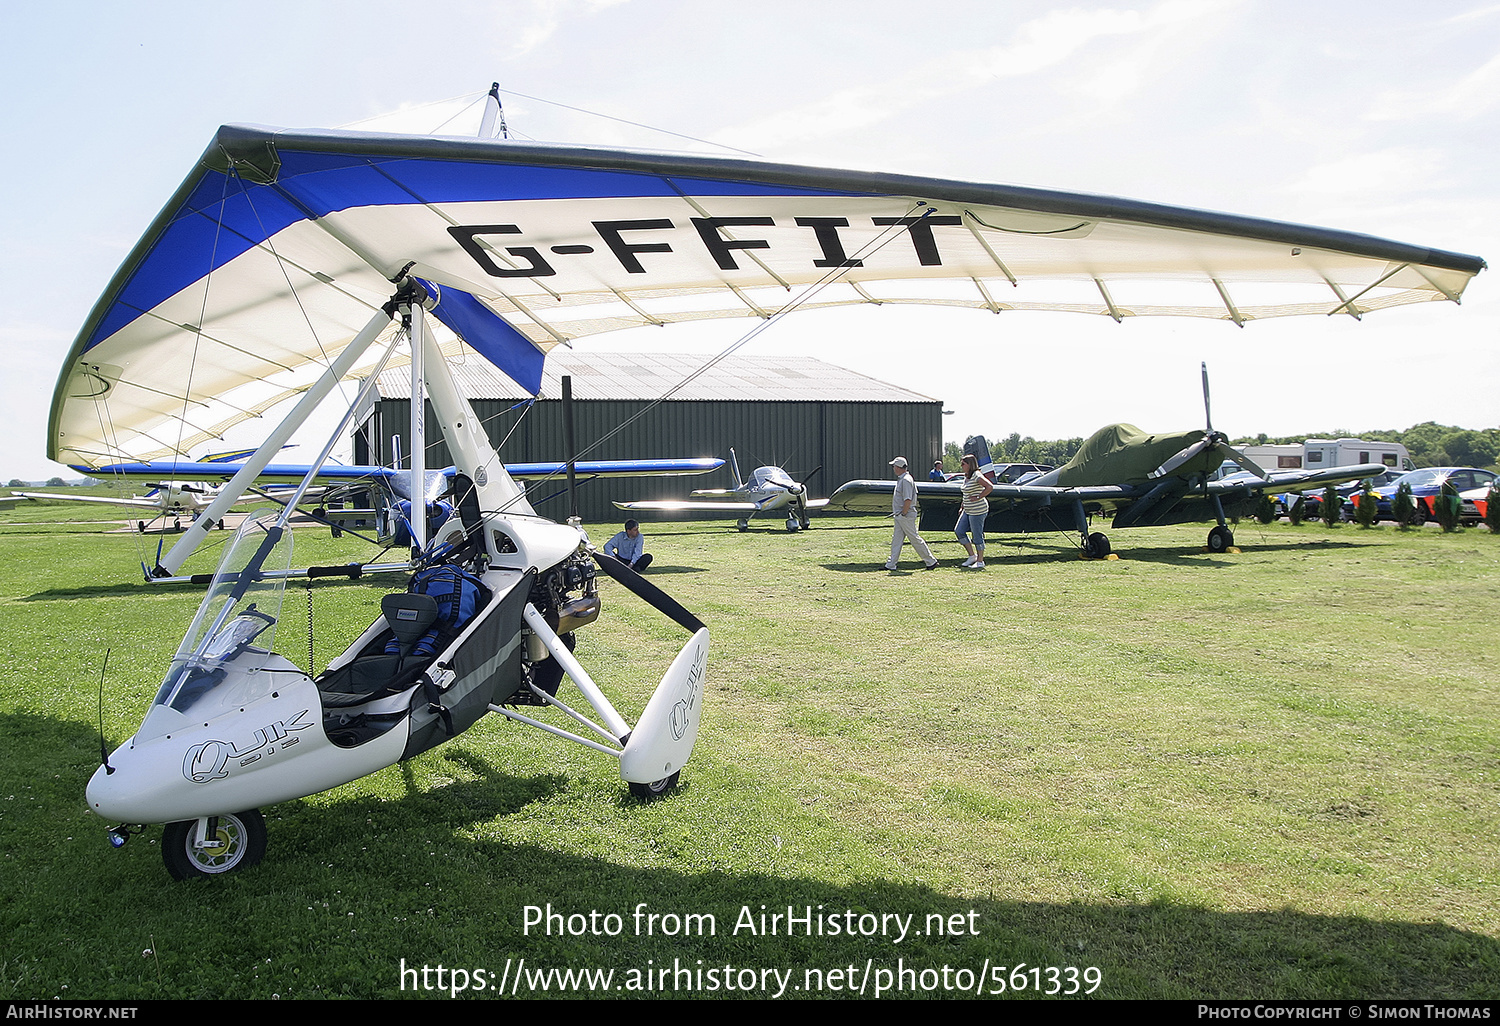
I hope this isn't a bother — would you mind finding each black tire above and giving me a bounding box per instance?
[1408,503,1427,527]
[735,519,748,533]
[1083,532,1111,559]
[628,771,681,801]
[1207,525,1233,553]
[161,810,266,880]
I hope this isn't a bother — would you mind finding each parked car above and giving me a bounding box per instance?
[1347,467,1500,525]
[1460,484,1497,525]
[1281,468,1405,521]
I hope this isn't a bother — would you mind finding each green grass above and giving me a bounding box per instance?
[1,509,1497,999]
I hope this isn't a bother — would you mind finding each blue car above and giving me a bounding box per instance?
[1346,467,1499,525]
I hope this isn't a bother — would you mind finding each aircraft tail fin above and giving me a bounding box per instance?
[964,435,995,473]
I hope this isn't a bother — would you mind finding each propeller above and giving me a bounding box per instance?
[593,551,705,634]
[1149,363,1266,479]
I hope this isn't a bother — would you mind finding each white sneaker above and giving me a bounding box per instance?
[884,563,898,571]
[961,555,977,567]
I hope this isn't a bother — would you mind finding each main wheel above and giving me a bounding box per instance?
[1083,532,1111,559]
[735,519,748,532]
[1207,525,1233,553]
[628,771,681,801]
[162,810,266,880]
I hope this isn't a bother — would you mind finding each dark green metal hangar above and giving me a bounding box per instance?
[356,352,942,526]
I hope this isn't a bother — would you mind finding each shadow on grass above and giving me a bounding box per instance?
[18,580,209,601]
[9,711,1498,1000]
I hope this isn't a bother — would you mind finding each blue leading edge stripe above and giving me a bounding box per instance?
[415,277,545,394]
[82,149,850,355]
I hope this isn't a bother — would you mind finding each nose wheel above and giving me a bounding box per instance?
[161,809,266,880]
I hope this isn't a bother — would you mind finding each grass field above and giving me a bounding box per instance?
[1,503,1497,1000]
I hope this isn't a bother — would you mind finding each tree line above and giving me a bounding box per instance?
[1230,423,1500,470]
[941,423,1499,472]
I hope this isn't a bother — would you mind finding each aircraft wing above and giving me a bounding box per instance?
[6,490,169,511]
[1205,463,1388,496]
[49,124,1483,472]
[832,478,1143,515]
[613,499,765,514]
[505,458,723,479]
[79,457,720,488]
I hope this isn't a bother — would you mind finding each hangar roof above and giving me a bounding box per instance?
[376,352,936,404]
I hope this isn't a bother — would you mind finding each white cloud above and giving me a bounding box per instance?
[724,1,1231,151]
[1283,147,1448,198]
[1367,49,1500,122]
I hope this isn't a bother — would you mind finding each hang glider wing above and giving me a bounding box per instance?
[51,125,1485,472]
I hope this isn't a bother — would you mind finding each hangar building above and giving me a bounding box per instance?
[358,351,941,525]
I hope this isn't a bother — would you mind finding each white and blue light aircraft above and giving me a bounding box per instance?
[81,452,723,570]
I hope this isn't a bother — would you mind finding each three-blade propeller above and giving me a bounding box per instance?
[1148,363,1266,480]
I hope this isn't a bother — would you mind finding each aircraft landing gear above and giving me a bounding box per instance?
[785,516,800,532]
[629,770,681,801]
[735,519,748,532]
[1207,525,1234,553]
[161,809,266,880]
[1083,532,1111,559]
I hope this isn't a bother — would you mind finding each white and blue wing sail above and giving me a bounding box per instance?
[51,125,1486,471]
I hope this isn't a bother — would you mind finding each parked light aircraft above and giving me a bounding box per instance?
[6,481,223,529]
[3,448,290,530]
[830,365,1388,558]
[85,454,723,565]
[614,449,827,531]
[53,107,1481,879]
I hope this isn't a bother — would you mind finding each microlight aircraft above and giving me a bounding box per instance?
[614,449,827,531]
[831,364,1388,557]
[55,109,1483,879]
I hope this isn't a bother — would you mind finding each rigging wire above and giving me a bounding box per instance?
[497,87,761,157]
[484,204,938,515]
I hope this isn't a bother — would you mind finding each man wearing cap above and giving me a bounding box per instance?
[887,456,938,571]
[929,459,946,481]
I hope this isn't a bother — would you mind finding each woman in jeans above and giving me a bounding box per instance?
[956,453,994,569]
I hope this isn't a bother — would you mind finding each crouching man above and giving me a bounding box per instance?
[604,518,653,572]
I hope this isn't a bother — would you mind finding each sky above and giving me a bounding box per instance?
[3,0,1497,480]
